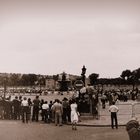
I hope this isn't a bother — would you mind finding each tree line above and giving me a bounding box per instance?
[0,73,46,87]
[0,67,140,88]
[88,67,140,89]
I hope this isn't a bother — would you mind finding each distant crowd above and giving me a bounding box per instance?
[98,88,140,109]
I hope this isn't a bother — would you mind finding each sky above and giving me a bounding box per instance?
[0,0,140,78]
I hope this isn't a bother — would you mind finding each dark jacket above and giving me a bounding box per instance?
[126,120,140,140]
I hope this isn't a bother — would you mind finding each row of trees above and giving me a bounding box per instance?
[88,68,140,89]
[0,67,140,90]
[0,74,46,87]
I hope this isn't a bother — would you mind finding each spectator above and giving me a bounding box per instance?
[62,98,69,124]
[52,99,63,126]
[40,99,44,121]
[70,99,79,130]
[27,98,32,122]
[21,97,29,123]
[32,96,40,122]
[42,101,49,123]
[109,101,119,129]
[49,101,53,122]
[12,96,21,120]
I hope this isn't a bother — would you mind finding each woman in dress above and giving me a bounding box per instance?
[70,99,79,130]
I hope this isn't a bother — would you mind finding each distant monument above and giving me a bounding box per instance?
[58,72,70,91]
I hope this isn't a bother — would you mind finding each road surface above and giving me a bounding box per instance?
[0,120,129,140]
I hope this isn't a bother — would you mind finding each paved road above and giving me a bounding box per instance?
[0,121,129,140]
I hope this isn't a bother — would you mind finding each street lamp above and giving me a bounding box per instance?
[81,65,86,86]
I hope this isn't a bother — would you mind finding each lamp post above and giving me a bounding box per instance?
[81,65,86,86]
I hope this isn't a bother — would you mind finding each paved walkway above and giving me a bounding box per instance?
[78,115,134,127]
[0,120,129,140]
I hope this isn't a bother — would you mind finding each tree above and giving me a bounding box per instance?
[21,74,37,86]
[88,73,99,85]
[130,68,140,89]
[53,75,59,81]
[9,73,20,87]
[120,70,132,81]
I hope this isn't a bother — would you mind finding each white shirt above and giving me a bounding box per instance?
[109,105,119,113]
[71,103,77,112]
[21,100,28,106]
[42,104,49,110]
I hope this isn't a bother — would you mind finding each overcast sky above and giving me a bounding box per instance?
[0,0,140,78]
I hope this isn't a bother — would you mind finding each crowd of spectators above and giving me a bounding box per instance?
[99,88,140,109]
[0,87,139,125]
[0,95,78,125]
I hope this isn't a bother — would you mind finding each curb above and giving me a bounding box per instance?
[77,124,126,127]
[66,123,126,127]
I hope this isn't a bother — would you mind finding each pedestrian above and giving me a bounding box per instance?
[62,98,69,124]
[27,98,32,122]
[52,99,63,126]
[40,99,44,121]
[49,101,53,122]
[18,96,23,120]
[126,117,140,140]
[21,97,29,123]
[109,101,119,129]
[70,99,79,130]
[42,101,49,123]
[12,96,21,120]
[4,98,12,120]
[32,96,40,122]
[101,94,106,109]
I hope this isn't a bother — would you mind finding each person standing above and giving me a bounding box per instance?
[12,96,21,120]
[18,96,23,120]
[21,97,29,123]
[40,99,44,121]
[52,99,63,126]
[32,96,40,122]
[42,101,49,123]
[62,98,69,124]
[27,98,32,122]
[49,101,53,122]
[70,99,79,130]
[109,101,119,129]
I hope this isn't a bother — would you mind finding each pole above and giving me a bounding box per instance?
[131,102,135,118]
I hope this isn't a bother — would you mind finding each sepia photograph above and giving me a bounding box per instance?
[0,0,140,140]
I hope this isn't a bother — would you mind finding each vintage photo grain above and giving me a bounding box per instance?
[0,0,140,140]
